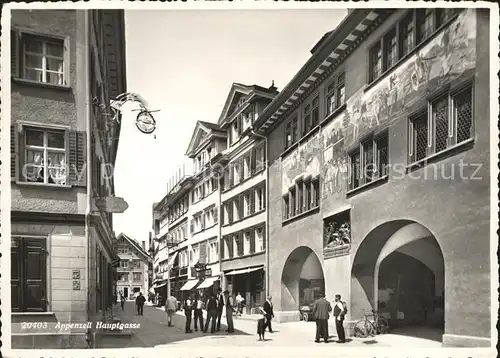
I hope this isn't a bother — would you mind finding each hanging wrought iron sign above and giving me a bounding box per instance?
[107,92,159,134]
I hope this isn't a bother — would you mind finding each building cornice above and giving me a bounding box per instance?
[255,9,394,135]
[11,211,86,225]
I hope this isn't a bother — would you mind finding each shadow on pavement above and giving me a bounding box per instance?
[387,325,443,342]
[98,302,251,348]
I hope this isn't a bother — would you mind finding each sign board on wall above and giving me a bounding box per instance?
[95,196,129,213]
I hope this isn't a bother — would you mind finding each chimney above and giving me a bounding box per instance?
[142,241,145,250]
[268,80,277,92]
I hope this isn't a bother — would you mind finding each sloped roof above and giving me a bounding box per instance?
[198,121,223,132]
[217,82,279,126]
[310,30,334,54]
[185,120,226,157]
[116,232,150,260]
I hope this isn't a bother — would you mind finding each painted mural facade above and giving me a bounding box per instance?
[282,9,477,198]
[344,9,477,145]
[281,133,321,195]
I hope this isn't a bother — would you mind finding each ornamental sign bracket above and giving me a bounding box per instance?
[108,92,159,134]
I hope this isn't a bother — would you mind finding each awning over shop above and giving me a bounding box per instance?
[168,251,179,268]
[197,276,219,289]
[180,279,199,291]
[155,282,167,289]
[225,266,263,276]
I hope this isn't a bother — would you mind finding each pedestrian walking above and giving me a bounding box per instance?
[235,292,244,315]
[193,293,205,331]
[312,292,332,343]
[203,293,218,333]
[223,290,234,333]
[184,294,193,333]
[262,296,274,333]
[120,294,125,311]
[165,295,178,327]
[257,307,267,341]
[215,288,224,332]
[135,292,146,315]
[333,294,347,343]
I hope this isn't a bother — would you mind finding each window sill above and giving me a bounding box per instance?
[221,250,265,262]
[168,212,188,227]
[12,77,71,91]
[406,137,475,173]
[15,181,72,189]
[346,175,388,197]
[222,168,265,194]
[365,13,459,93]
[192,223,217,236]
[320,103,347,127]
[282,205,320,226]
[12,312,55,316]
[192,189,217,205]
[222,208,266,228]
[281,142,299,160]
[299,125,321,145]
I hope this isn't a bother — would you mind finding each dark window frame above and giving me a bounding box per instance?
[408,84,474,164]
[348,131,389,191]
[284,116,298,149]
[368,9,459,84]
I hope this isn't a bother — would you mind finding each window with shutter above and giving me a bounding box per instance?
[190,220,195,235]
[11,29,20,77]
[228,203,234,224]
[249,230,256,254]
[17,32,68,86]
[214,206,219,225]
[239,195,244,220]
[11,125,18,181]
[18,125,77,187]
[11,237,47,312]
[199,241,207,264]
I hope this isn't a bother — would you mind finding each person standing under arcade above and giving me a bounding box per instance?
[215,288,225,332]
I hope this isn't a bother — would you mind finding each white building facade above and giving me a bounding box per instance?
[115,233,151,300]
[216,83,277,312]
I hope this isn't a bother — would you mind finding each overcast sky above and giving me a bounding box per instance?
[113,9,347,246]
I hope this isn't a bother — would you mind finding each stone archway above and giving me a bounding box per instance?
[281,246,325,311]
[351,220,445,341]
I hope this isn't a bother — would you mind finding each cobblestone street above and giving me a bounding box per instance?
[97,302,442,349]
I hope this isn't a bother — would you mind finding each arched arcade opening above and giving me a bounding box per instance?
[352,220,445,342]
[281,246,325,311]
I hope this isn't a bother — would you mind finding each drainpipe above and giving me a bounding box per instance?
[249,126,269,296]
[84,10,92,347]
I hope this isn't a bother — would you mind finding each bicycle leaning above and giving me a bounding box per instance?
[353,309,390,338]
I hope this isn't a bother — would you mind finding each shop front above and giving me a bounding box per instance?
[224,265,265,314]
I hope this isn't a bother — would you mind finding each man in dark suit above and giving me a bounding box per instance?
[215,288,224,332]
[184,294,193,333]
[333,294,346,343]
[204,294,218,333]
[193,293,204,332]
[262,296,274,333]
[312,292,332,343]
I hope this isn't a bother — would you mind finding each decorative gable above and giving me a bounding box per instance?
[186,121,212,157]
[217,83,253,125]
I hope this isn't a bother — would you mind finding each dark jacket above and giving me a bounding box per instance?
[312,298,332,320]
[206,296,217,311]
[216,294,224,310]
[135,295,146,306]
[263,300,274,318]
